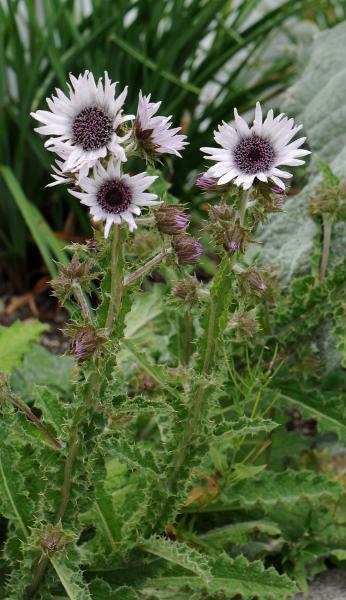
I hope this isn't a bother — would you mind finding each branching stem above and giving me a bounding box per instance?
[184,310,191,367]
[124,248,172,287]
[319,215,333,283]
[72,281,92,322]
[105,225,123,334]
[6,392,61,450]
[239,189,250,226]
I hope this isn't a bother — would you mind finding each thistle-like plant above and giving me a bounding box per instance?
[3,72,342,600]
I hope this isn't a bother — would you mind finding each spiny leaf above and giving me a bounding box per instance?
[190,470,342,513]
[140,536,212,584]
[50,555,92,600]
[142,553,297,600]
[214,415,279,442]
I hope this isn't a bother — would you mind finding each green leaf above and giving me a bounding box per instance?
[214,415,279,442]
[0,445,31,540]
[11,345,74,400]
[0,165,67,276]
[142,553,297,600]
[50,555,92,600]
[140,537,212,584]
[199,520,281,548]
[0,320,48,374]
[188,470,343,513]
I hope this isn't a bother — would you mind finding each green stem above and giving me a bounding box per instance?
[72,281,92,322]
[26,369,100,597]
[124,248,171,287]
[319,215,333,283]
[184,310,191,367]
[202,300,216,373]
[239,189,250,226]
[6,392,61,450]
[105,225,123,334]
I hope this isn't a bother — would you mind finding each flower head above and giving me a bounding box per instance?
[69,158,160,237]
[201,102,310,190]
[31,71,133,177]
[195,173,218,190]
[155,205,190,235]
[135,92,188,157]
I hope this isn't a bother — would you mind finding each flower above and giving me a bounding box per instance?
[172,234,203,265]
[69,159,160,237]
[155,205,190,235]
[134,92,188,157]
[31,71,132,177]
[201,102,310,190]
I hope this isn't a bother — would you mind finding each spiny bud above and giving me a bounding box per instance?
[39,524,71,555]
[155,205,190,235]
[309,182,346,218]
[172,234,203,265]
[223,223,249,256]
[52,255,95,303]
[228,309,260,338]
[236,266,268,299]
[236,266,278,301]
[172,275,199,304]
[66,324,106,361]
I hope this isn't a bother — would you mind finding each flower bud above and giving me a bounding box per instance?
[39,524,71,555]
[236,266,278,301]
[172,234,203,265]
[172,275,199,304]
[309,182,346,218]
[67,324,105,361]
[223,223,249,256]
[155,205,190,235]
[196,172,218,190]
[52,255,95,303]
[228,309,260,338]
[236,267,267,299]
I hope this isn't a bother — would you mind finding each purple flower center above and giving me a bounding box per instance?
[72,106,113,151]
[97,178,132,214]
[233,135,275,175]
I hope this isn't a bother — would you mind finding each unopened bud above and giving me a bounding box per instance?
[309,182,346,217]
[155,205,190,235]
[172,234,203,265]
[67,324,105,361]
[196,173,218,190]
[39,524,70,555]
[237,267,267,298]
[223,223,249,256]
[228,309,260,338]
[52,255,94,303]
[172,275,199,304]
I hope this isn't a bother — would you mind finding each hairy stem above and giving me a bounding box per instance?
[319,215,333,283]
[26,369,99,597]
[6,392,61,450]
[72,281,92,321]
[105,225,123,334]
[239,189,250,226]
[124,248,172,287]
[184,310,191,367]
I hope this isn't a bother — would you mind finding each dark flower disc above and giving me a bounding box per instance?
[96,178,132,214]
[233,134,275,174]
[72,106,113,151]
